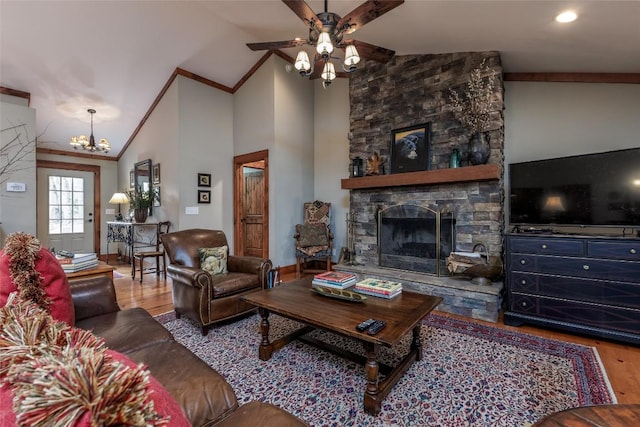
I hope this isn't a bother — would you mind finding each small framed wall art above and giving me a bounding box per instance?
[129,170,135,189]
[198,173,211,187]
[152,163,161,185]
[390,123,431,174]
[198,189,211,204]
[154,187,161,207]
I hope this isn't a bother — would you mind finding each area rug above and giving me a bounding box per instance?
[156,312,616,427]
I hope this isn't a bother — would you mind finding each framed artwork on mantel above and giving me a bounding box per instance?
[390,123,431,174]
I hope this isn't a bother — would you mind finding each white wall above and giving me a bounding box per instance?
[504,82,640,164]
[0,98,37,242]
[313,78,350,261]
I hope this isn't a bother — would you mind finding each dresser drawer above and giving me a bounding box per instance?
[510,254,640,283]
[510,272,640,309]
[509,237,585,256]
[589,241,640,261]
[510,293,640,335]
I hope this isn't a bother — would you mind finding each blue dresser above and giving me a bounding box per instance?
[504,233,640,344]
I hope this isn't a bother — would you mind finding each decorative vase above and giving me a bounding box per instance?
[468,132,491,165]
[449,148,461,168]
[134,208,148,223]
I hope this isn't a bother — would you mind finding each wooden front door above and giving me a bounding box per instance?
[234,150,268,259]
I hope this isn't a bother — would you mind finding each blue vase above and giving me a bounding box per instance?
[450,149,461,168]
[469,132,491,165]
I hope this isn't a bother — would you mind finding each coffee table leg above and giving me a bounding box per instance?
[258,308,273,361]
[412,325,423,361]
[363,341,381,415]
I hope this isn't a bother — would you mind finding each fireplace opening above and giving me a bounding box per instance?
[378,205,455,276]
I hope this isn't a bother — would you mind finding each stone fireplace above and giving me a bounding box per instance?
[334,51,505,323]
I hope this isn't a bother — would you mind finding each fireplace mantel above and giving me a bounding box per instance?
[341,164,500,190]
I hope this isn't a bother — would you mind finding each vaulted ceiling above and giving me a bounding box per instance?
[1,1,639,158]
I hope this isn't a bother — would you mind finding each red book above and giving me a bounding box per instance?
[314,271,356,283]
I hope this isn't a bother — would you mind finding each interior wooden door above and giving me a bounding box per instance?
[242,166,264,257]
[233,150,269,259]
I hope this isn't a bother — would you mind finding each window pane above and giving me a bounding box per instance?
[61,219,73,234]
[73,220,84,233]
[49,176,60,190]
[73,191,84,205]
[49,220,61,235]
[49,190,60,205]
[73,177,83,191]
[61,191,73,205]
[49,206,61,220]
[61,177,73,191]
[61,205,73,220]
[73,205,84,219]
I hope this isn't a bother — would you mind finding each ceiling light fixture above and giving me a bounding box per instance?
[555,10,578,23]
[70,108,111,153]
[294,32,360,88]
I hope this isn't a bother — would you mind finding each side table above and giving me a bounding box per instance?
[66,261,115,282]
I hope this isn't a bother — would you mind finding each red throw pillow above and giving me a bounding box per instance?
[0,233,75,326]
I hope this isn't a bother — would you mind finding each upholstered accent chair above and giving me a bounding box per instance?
[294,201,333,278]
[160,229,272,335]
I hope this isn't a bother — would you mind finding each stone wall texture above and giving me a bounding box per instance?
[348,52,505,267]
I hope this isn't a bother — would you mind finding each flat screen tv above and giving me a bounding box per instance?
[509,148,640,228]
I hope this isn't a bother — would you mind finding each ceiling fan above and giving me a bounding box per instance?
[247,0,404,86]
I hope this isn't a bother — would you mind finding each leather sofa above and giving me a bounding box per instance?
[70,275,308,427]
[161,229,272,335]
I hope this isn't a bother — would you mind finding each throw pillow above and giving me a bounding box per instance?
[296,223,329,247]
[0,232,75,326]
[0,294,190,427]
[199,245,228,275]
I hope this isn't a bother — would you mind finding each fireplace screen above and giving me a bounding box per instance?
[378,205,455,276]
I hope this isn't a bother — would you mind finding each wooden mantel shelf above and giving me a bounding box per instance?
[341,164,500,190]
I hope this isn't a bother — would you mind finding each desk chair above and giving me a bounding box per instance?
[133,221,171,283]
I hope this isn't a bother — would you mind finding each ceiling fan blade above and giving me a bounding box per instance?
[337,0,404,34]
[282,0,323,29]
[343,39,396,63]
[247,39,308,51]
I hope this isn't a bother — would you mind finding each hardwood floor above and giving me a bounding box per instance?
[111,263,640,405]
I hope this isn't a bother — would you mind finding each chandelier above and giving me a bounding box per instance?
[294,34,360,88]
[70,108,111,153]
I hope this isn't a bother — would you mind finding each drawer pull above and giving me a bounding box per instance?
[520,259,526,265]
[521,280,526,285]
[521,302,527,307]
[541,244,547,249]
[583,265,590,270]
[631,248,637,254]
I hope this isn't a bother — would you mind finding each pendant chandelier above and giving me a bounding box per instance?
[70,108,111,153]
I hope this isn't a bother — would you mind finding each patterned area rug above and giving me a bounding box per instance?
[156,312,616,427]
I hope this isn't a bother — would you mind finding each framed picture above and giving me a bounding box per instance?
[152,163,161,185]
[198,189,211,204]
[129,170,135,189]
[154,186,161,207]
[198,173,211,187]
[390,123,431,174]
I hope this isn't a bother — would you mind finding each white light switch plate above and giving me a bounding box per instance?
[105,208,116,214]
[186,207,199,215]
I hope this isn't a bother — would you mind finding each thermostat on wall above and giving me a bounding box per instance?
[6,182,26,192]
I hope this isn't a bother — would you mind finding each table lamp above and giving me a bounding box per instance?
[109,192,129,221]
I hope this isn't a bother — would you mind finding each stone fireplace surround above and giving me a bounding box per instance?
[335,52,505,322]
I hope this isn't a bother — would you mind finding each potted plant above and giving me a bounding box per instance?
[125,185,156,223]
[448,59,497,165]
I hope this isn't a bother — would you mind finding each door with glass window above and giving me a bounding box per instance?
[37,168,95,252]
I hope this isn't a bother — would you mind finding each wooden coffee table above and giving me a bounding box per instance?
[242,278,442,415]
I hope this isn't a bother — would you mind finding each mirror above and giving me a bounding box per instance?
[134,159,153,216]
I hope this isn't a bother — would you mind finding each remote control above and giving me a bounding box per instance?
[367,320,386,335]
[356,318,376,332]
[57,250,75,258]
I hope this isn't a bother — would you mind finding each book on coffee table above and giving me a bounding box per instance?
[354,278,402,298]
[312,271,357,289]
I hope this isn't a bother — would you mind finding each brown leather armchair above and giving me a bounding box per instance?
[161,229,272,335]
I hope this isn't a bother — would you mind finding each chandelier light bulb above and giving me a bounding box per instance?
[316,32,334,56]
[294,50,312,73]
[343,45,360,71]
[321,61,336,82]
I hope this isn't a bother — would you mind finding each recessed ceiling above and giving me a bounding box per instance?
[1,1,639,157]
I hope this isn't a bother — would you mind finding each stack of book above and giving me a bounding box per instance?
[312,271,357,289]
[354,278,403,299]
[57,252,99,273]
